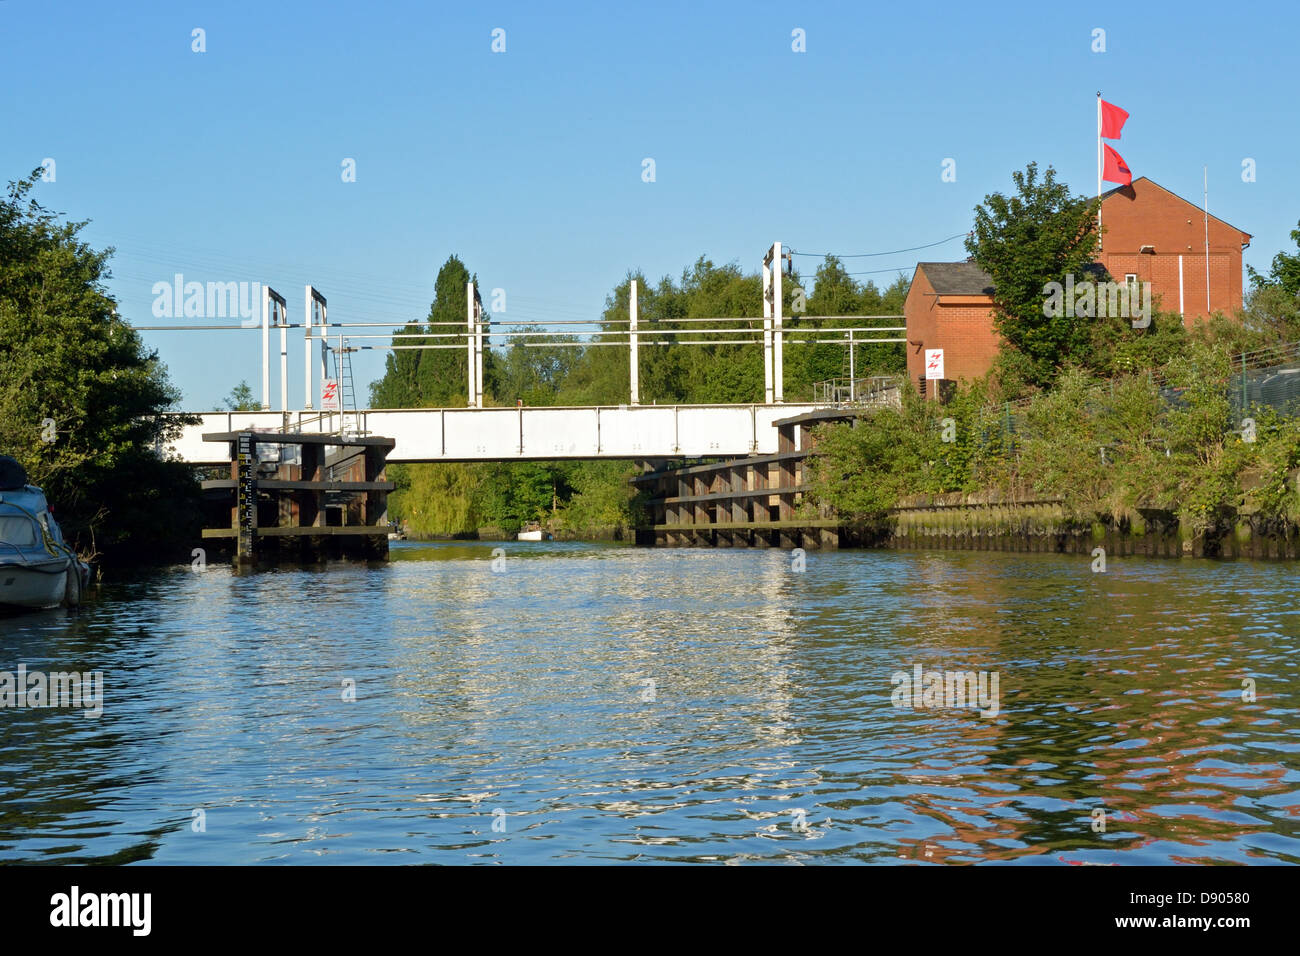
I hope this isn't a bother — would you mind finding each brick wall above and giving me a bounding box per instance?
[1104,252,1235,319]
[1100,179,1250,323]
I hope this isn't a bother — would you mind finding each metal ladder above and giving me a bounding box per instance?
[330,338,363,436]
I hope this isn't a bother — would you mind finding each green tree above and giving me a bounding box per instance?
[967,163,1102,388]
[1248,219,1300,298]
[1242,220,1300,344]
[1155,341,1245,533]
[416,255,493,406]
[496,325,579,406]
[222,380,260,411]
[369,320,423,408]
[0,169,199,560]
[805,390,941,520]
[556,459,642,537]
[557,259,768,407]
[388,462,485,537]
[368,255,500,540]
[370,254,496,409]
[1085,306,1189,379]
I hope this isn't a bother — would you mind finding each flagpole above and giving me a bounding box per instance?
[1097,92,1103,251]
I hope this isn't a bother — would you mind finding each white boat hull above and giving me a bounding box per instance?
[0,559,72,610]
[0,470,90,610]
[516,530,551,541]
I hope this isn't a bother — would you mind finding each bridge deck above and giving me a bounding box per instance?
[167,404,822,464]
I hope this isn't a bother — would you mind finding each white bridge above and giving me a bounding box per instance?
[167,404,819,465]
[147,241,904,467]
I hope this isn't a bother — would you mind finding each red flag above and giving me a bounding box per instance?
[1103,144,1132,185]
[1100,99,1129,139]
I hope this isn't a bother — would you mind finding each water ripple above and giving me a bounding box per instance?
[0,544,1296,864]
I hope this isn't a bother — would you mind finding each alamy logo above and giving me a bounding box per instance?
[152,274,260,322]
[1043,274,1151,328]
[891,664,1000,718]
[0,664,103,718]
[50,886,151,936]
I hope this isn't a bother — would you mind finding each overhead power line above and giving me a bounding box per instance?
[843,266,921,277]
[789,232,970,259]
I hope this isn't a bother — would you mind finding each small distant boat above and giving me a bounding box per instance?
[516,528,552,541]
[0,456,90,611]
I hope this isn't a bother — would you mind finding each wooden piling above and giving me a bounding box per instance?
[202,430,396,565]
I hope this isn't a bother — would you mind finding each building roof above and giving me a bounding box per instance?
[914,261,995,296]
[1101,176,1252,241]
[913,261,1109,300]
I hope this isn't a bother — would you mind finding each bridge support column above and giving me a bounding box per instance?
[762,242,785,404]
[261,288,271,410]
[629,279,639,405]
[278,293,288,413]
[304,286,314,409]
[762,250,773,403]
[317,293,330,411]
[475,298,485,409]
[473,280,483,408]
[773,241,783,404]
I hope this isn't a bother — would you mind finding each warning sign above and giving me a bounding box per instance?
[924,349,945,381]
[321,378,340,411]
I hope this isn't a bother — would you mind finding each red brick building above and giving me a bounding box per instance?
[904,262,999,394]
[905,177,1253,392]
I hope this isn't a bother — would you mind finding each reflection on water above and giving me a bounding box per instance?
[1,541,1296,864]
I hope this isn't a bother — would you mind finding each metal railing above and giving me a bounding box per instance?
[811,375,903,407]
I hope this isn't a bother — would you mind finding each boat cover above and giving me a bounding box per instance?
[0,484,69,551]
[0,455,28,491]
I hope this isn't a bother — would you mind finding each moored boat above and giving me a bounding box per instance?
[0,456,90,610]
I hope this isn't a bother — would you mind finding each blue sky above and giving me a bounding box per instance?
[3,0,1296,409]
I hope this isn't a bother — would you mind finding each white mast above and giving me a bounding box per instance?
[1096,92,1103,250]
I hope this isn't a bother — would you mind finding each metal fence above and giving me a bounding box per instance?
[811,375,904,408]
[975,345,1300,461]
[1236,363,1300,417]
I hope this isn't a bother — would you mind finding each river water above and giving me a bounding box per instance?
[1,542,1297,865]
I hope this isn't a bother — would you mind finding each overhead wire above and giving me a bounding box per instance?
[788,231,970,259]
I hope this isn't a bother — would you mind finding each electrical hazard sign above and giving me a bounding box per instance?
[321,379,340,411]
[924,349,945,381]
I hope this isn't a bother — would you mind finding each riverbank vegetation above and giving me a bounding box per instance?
[0,170,199,563]
[807,165,1300,539]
